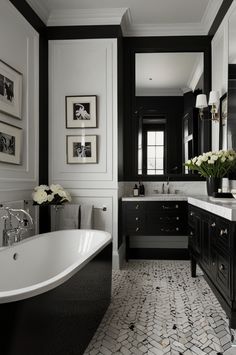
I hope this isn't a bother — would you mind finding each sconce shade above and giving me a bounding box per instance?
[196,94,207,109]
[208,91,219,105]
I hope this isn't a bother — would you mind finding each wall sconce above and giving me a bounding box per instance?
[196,91,220,122]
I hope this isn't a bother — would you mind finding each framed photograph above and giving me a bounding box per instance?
[65,95,97,128]
[0,60,22,119]
[0,121,22,164]
[219,93,227,150]
[66,135,97,164]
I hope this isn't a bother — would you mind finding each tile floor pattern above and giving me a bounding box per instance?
[84,260,234,355]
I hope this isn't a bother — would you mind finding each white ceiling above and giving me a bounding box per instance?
[26,0,224,36]
[135,53,203,96]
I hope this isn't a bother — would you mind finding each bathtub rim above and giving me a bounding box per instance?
[0,229,112,304]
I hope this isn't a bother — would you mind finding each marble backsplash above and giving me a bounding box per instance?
[121,181,207,197]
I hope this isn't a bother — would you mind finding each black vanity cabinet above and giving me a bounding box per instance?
[188,204,236,327]
[122,200,188,260]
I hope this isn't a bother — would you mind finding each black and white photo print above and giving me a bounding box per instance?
[0,60,22,119]
[67,135,97,163]
[0,121,22,164]
[66,95,97,128]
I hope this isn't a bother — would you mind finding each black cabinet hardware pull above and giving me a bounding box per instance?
[136,204,139,209]
[219,264,225,271]
[211,222,216,227]
[176,227,179,231]
[190,212,194,216]
[190,231,193,236]
[220,228,228,236]
[175,204,179,208]
[135,217,139,221]
[136,227,140,232]
[176,216,179,220]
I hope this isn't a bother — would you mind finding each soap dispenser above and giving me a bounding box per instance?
[133,184,139,196]
[139,181,145,196]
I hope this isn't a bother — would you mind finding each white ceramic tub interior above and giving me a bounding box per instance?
[0,229,112,303]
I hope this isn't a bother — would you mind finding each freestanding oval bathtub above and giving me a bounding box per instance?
[0,229,112,303]
[1,229,112,355]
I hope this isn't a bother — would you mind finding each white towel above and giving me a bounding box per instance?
[58,205,80,230]
[79,204,94,229]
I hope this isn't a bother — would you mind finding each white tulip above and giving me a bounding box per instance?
[208,159,215,164]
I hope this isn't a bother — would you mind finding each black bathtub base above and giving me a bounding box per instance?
[1,243,112,355]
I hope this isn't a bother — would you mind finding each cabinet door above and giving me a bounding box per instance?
[201,215,214,273]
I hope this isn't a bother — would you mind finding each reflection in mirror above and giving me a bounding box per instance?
[228,8,236,150]
[135,52,204,176]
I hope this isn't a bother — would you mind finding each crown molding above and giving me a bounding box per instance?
[187,54,204,91]
[25,0,49,24]
[201,0,223,33]
[47,8,127,26]
[123,23,207,37]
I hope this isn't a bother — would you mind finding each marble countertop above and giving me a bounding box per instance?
[188,196,236,221]
[122,194,188,201]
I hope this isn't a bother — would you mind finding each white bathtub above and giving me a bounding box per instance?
[0,229,112,303]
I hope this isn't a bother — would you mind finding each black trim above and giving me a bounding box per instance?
[8,0,46,35]
[123,36,212,181]
[129,248,189,260]
[39,36,48,185]
[47,25,122,40]
[208,0,234,37]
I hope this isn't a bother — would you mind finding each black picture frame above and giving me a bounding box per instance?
[0,121,22,164]
[66,135,97,164]
[0,60,23,119]
[65,95,97,128]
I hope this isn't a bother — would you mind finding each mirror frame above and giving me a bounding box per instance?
[123,36,212,181]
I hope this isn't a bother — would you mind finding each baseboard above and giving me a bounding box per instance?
[129,248,189,260]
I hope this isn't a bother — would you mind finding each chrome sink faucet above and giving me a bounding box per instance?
[0,206,34,246]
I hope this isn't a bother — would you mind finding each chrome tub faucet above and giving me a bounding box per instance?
[0,206,34,246]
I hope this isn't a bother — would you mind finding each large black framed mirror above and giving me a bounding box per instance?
[123,36,212,181]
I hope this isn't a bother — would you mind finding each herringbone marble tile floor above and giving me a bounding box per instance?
[84,260,234,355]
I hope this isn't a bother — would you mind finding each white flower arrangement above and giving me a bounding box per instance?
[32,184,72,205]
[185,149,236,178]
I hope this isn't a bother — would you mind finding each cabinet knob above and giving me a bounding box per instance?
[176,216,179,220]
[219,264,225,271]
[212,262,215,266]
[220,228,228,236]
[175,204,179,209]
[135,217,139,221]
[211,222,216,227]
[176,227,179,231]
[190,231,193,236]
[190,212,194,216]
[136,227,140,232]
[136,204,139,210]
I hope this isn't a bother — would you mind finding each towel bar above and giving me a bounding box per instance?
[24,201,107,212]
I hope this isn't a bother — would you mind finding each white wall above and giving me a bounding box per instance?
[49,39,120,267]
[0,0,39,203]
[211,0,236,151]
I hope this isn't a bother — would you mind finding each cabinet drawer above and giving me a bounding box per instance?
[214,219,230,253]
[125,202,145,212]
[215,251,231,299]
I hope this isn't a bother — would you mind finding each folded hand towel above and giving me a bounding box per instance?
[79,204,94,229]
[58,205,80,230]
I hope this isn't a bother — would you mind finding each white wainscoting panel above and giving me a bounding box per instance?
[0,0,39,198]
[49,39,117,189]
